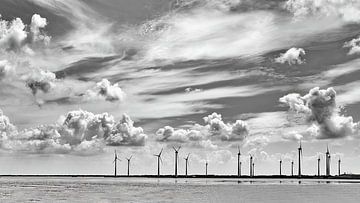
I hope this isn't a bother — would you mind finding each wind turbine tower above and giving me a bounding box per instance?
[249,155,253,177]
[338,157,341,176]
[154,148,163,176]
[237,146,241,177]
[317,156,321,176]
[205,161,208,176]
[126,156,132,176]
[252,162,255,176]
[298,142,302,177]
[291,160,294,176]
[280,159,282,176]
[184,153,190,177]
[326,146,331,176]
[113,150,120,177]
[173,146,181,177]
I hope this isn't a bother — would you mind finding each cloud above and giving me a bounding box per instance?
[0,14,50,53]
[155,125,217,149]
[275,47,305,65]
[29,14,51,44]
[155,112,248,149]
[280,87,360,139]
[282,131,303,141]
[204,112,249,141]
[25,69,57,95]
[344,36,360,55]
[106,114,147,146]
[0,60,14,80]
[83,79,126,102]
[285,0,360,23]
[185,87,202,93]
[0,109,147,154]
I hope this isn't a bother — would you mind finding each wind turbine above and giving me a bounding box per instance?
[326,145,331,176]
[280,158,282,176]
[184,153,190,177]
[205,161,208,176]
[154,148,163,176]
[125,156,133,177]
[113,150,120,177]
[237,146,241,177]
[298,141,303,177]
[173,146,181,177]
[291,160,294,176]
[317,156,321,176]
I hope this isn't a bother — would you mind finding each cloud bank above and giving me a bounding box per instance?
[155,112,249,148]
[285,0,360,23]
[280,87,360,139]
[0,109,147,155]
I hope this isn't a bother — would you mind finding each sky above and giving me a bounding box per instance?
[1,0,360,176]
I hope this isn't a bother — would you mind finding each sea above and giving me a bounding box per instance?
[1,177,360,203]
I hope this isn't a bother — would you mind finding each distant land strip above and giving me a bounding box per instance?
[1,174,360,180]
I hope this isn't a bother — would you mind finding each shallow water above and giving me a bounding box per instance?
[1,177,360,203]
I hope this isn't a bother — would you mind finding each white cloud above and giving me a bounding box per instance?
[275,47,305,65]
[344,36,360,55]
[282,131,303,141]
[25,69,57,95]
[0,60,14,80]
[106,114,147,146]
[204,112,249,141]
[29,14,51,44]
[185,87,202,93]
[155,112,249,147]
[0,14,50,53]
[155,112,248,150]
[285,0,360,23]
[0,109,147,154]
[280,87,360,139]
[84,79,126,102]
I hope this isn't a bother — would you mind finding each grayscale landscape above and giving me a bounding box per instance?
[1,0,360,202]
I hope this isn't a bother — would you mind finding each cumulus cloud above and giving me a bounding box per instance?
[155,112,249,148]
[29,14,50,44]
[0,109,147,154]
[106,114,147,146]
[0,60,14,80]
[344,36,360,55]
[25,69,57,95]
[0,14,50,52]
[275,47,305,65]
[285,0,360,23]
[84,79,126,102]
[204,112,249,141]
[280,87,360,139]
[282,131,303,141]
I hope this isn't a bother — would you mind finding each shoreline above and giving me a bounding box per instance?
[0,174,360,179]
